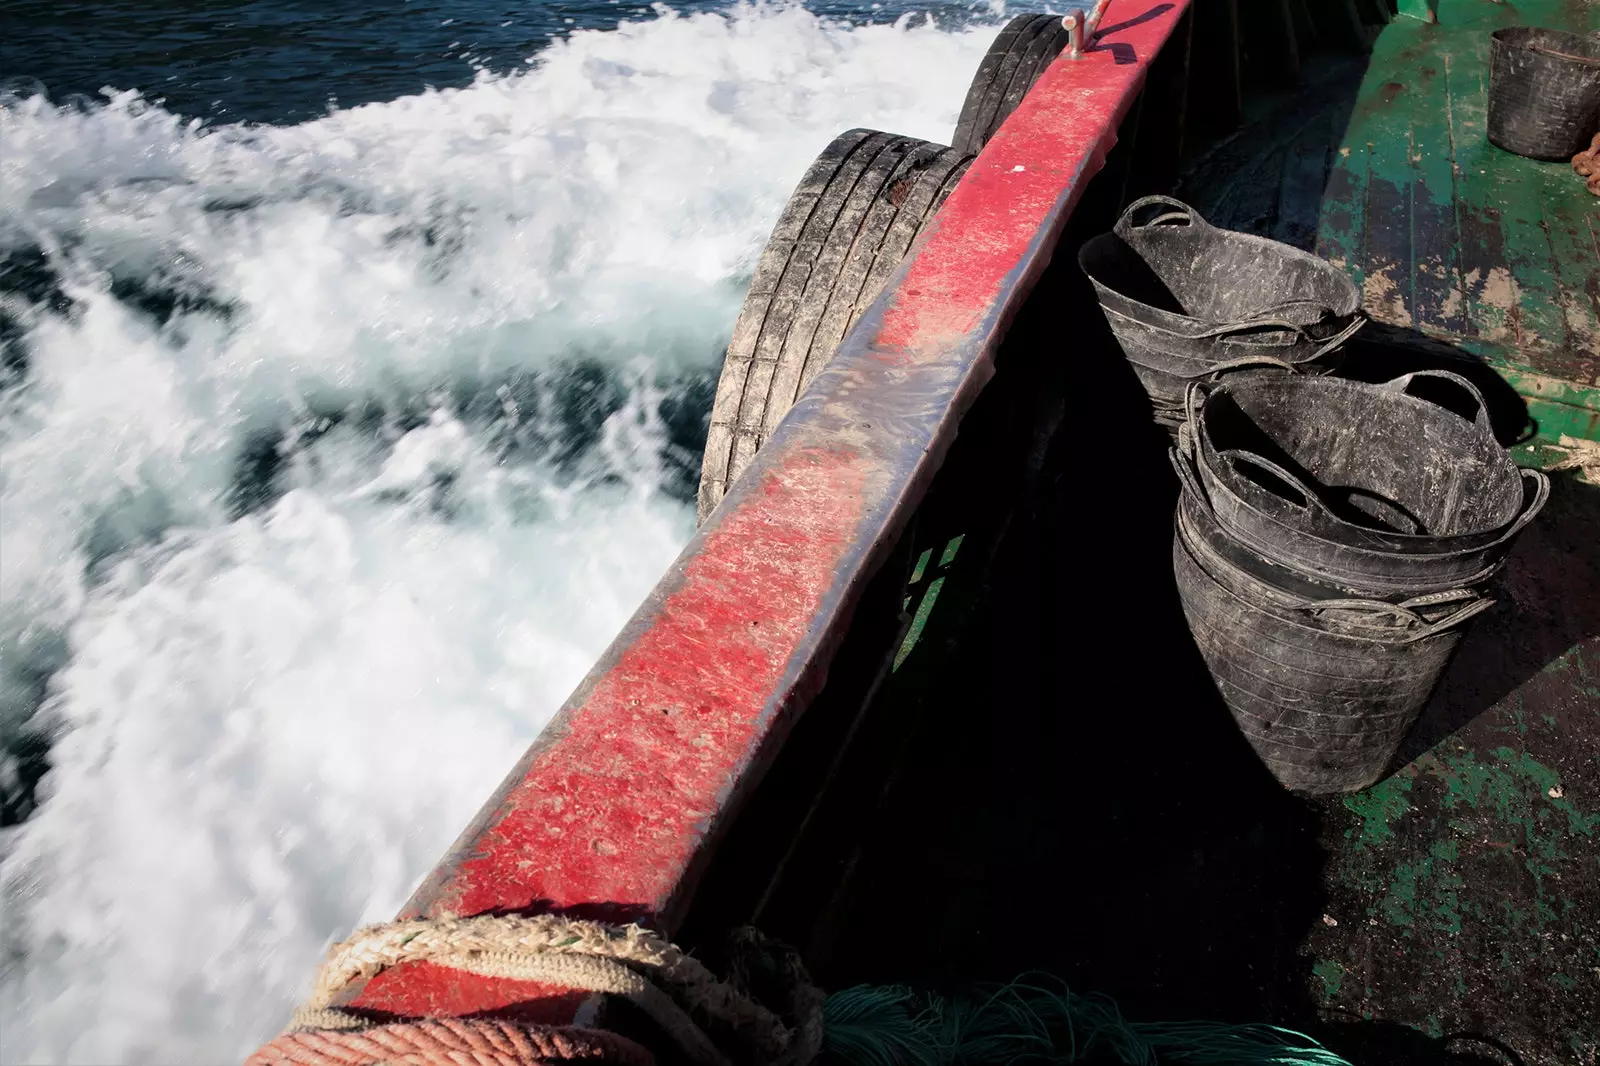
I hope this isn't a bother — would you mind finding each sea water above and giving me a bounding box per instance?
[0,3,1024,1061]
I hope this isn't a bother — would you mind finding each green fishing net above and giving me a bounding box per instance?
[820,977,1353,1066]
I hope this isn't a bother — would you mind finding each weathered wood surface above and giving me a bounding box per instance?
[1181,0,1600,446]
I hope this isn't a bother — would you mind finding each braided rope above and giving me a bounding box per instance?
[1550,434,1600,485]
[248,1017,655,1066]
[251,916,823,1066]
[1573,131,1600,196]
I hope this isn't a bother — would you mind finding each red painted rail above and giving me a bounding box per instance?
[341,0,1190,1021]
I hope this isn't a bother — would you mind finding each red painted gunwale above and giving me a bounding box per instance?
[341,0,1191,1021]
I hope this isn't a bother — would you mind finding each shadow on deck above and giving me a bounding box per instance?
[681,2,1600,1063]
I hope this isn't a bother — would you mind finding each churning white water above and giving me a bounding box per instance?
[0,5,1002,1062]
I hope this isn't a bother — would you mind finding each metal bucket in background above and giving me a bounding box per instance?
[1487,27,1600,161]
[1078,196,1364,429]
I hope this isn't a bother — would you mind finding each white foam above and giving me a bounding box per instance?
[0,5,1003,1061]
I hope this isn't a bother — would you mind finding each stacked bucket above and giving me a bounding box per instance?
[1081,197,1550,794]
[1077,196,1364,431]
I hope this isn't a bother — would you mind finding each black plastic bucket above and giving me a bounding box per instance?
[1078,196,1364,427]
[1487,27,1600,161]
[1184,371,1548,596]
[1172,487,1491,794]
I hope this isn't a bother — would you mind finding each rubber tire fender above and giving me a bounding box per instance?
[696,129,970,524]
[951,13,1072,155]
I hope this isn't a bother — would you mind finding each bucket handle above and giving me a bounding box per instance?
[1297,590,1496,644]
[1183,311,1367,351]
[1182,379,1213,438]
[1379,370,1494,434]
[1144,307,1365,348]
[1216,448,1344,522]
[1306,311,1367,360]
[1492,467,1552,544]
[1170,440,1212,507]
[1113,195,1211,240]
[1171,354,1302,381]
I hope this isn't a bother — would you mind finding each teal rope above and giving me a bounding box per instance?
[820,978,1352,1066]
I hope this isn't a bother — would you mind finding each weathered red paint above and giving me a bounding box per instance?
[354,967,590,1023]
[423,447,867,921]
[338,0,1190,1023]
[348,446,872,1016]
[876,5,1171,351]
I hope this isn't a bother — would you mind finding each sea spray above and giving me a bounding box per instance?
[0,6,1004,1061]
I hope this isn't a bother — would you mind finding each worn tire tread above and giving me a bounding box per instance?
[951,13,1071,155]
[697,130,970,523]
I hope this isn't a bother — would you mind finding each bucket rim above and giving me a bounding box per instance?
[1490,25,1600,65]
[1174,512,1487,647]
[1173,481,1508,599]
[1194,434,1544,553]
[1186,375,1543,548]
[1096,300,1363,356]
[1077,226,1363,322]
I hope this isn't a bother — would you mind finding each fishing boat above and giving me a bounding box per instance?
[255,0,1599,1061]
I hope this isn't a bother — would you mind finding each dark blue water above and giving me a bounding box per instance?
[2,0,1007,123]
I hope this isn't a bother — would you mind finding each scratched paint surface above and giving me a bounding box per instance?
[427,446,870,920]
[1333,0,1600,376]
[1178,0,1600,446]
[347,0,1192,1020]
[1304,473,1600,1063]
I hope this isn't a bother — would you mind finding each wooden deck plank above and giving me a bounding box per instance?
[1272,109,1333,251]
[1182,0,1600,443]
[1436,23,1568,357]
[1537,168,1600,380]
[1356,64,1415,328]
[1404,46,1466,337]
[1341,6,1600,424]
[1214,140,1289,234]
[1315,130,1367,292]
[1440,40,1509,346]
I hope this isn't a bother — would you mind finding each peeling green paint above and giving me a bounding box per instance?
[1343,773,1414,846]
[1312,958,1344,1001]
[1313,728,1599,1050]
[1435,747,1600,849]
[1374,833,1467,935]
[894,535,964,672]
[1175,0,1600,1055]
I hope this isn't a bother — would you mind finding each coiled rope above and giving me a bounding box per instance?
[247,1017,656,1066]
[244,915,1362,1066]
[245,916,825,1066]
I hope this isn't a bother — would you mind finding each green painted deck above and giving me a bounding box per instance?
[1304,471,1600,1061]
[1181,0,1600,448]
[693,264,1600,1062]
[683,6,1600,1063]
[1173,4,1600,1058]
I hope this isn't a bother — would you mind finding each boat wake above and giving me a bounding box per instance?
[0,5,1003,1061]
